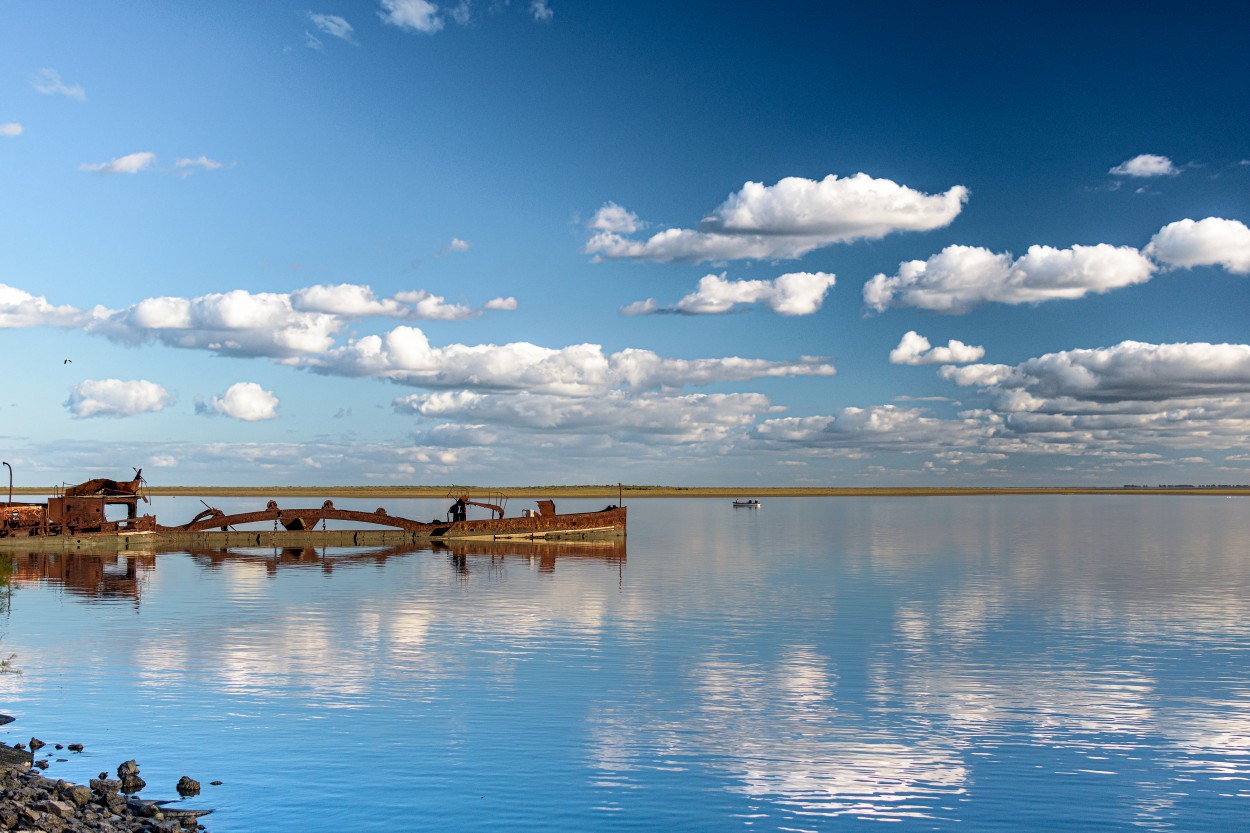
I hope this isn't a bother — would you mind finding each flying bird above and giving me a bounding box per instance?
[63,359,72,364]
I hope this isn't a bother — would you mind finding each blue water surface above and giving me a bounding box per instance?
[2,495,1249,831]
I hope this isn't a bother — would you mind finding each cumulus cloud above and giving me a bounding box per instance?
[392,290,477,320]
[198,382,280,421]
[0,123,21,138]
[484,296,517,311]
[80,151,157,175]
[288,283,502,321]
[589,202,640,234]
[1110,154,1178,177]
[31,68,85,100]
[624,272,836,316]
[865,243,1155,313]
[754,405,992,453]
[943,341,1250,403]
[1146,217,1250,274]
[308,12,355,41]
[306,326,835,395]
[0,284,88,328]
[395,390,770,443]
[88,289,343,359]
[586,173,968,263]
[379,0,443,33]
[1,282,820,402]
[931,341,1250,460]
[65,379,174,419]
[746,338,1250,471]
[889,331,985,365]
[937,363,1013,388]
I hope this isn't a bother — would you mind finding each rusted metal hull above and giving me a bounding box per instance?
[0,504,626,552]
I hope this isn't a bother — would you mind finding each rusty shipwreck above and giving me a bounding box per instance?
[0,471,626,551]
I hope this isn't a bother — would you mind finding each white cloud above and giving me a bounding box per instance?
[65,379,174,419]
[626,272,836,316]
[937,363,1013,387]
[396,390,770,443]
[928,340,1250,462]
[289,283,485,321]
[290,283,402,318]
[889,331,985,365]
[530,0,553,23]
[89,289,344,358]
[865,243,1155,313]
[0,284,88,328]
[589,202,640,234]
[1110,154,1178,177]
[30,68,85,101]
[304,31,324,50]
[1146,217,1250,274]
[754,405,992,453]
[80,151,158,175]
[175,156,231,175]
[620,298,658,316]
[391,290,475,320]
[747,339,1250,468]
[200,382,280,421]
[586,173,968,263]
[306,326,835,395]
[946,340,1250,403]
[309,12,355,41]
[0,123,22,138]
[484,296,517,311]
[379,0,443,33]
[440,237,471,254]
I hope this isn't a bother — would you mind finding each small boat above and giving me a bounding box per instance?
[733,499,761,508]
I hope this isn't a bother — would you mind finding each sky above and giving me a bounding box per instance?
[2,1,1249,487]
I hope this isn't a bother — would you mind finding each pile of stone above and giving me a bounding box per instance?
[0,746,211,833]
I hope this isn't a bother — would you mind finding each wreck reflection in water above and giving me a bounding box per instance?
[2,537,627,596]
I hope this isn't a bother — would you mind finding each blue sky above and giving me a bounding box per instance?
[2,1,1249,487]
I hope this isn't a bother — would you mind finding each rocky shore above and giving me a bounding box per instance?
[0,733,210,833]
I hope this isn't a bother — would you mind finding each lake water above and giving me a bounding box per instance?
[2,495,1249,831]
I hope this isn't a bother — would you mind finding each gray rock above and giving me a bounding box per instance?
[65,784,91,808]
[33,799,73,819]
[89,778,120,796]
[33,759,48,770]
[120,772,146,794]
[28,738,44,752]
[117,760,139,778]
[175,776,200,797]
[67,745,83,753]
[147,820,181,833]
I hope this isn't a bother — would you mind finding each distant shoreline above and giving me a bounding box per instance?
[9,485,1250,498]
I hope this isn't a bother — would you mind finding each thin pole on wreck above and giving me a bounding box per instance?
[2,462,10,507]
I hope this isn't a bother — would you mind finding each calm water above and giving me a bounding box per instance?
[2,496,1250,831]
